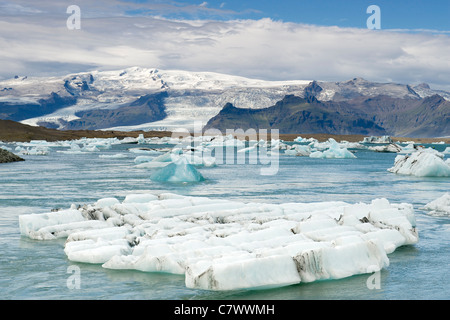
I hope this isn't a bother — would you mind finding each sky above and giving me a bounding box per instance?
[1,0,450,90]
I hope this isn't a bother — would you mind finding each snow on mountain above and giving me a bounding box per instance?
[0,67,449,132]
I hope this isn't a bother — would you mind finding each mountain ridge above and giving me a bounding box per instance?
[0,67,449,137]
[205,94,449,137]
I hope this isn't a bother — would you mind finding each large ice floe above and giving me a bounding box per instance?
[388,148,450,177]
[19,193,418,291]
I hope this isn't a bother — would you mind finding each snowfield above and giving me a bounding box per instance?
[19,193,418,291]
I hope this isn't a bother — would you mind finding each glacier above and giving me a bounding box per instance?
[19,193,418,291]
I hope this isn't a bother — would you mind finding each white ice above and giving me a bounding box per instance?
[422,193,450,216]
[284,144,312,157]
[369,144,402,153]
[309,139,356,159]
[150,155,205,182]
[388,148,450,177]
[362,136,393,144]
[99,153,128,159]
[19,193,418,291]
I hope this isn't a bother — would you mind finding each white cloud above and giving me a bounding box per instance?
[0,12,450,91]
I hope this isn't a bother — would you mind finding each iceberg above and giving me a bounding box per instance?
[388,148,450,177]
[99,153,128,159]
[183,150,216,167]
[19,193,418,291]
[128,147,162,155]
[422,193,450,216]
[309,139,356,159]
[134,155,156,164]
[150,156,205,182]
[338,141,367,150]
[398,143,420,154]
[368,143,402,153]
[284,144,312,157]
[15,146,50,155]
[362,136,393,144]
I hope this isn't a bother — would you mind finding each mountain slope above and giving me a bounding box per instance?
[205,94,450,137]
[205,95,387,136]
[1,67,449,136]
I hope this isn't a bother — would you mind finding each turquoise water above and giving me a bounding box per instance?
[0,141,448,300]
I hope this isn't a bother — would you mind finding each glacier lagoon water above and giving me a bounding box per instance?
[0,141,448,300]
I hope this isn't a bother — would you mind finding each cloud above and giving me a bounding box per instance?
[1,9,450,91]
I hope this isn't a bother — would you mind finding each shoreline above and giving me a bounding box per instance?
[1,120,449,144]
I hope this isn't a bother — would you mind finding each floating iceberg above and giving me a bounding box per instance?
[338,141,367,150]
[183,150,216,167]
[363,136,393,144]
[128,147,162,155]
[99,153,128,159]
[150,156,205,182]
[369,144,402,153]
[134,155,156,164]
[388,149,450,177]
[19,193,418,291]
[443,147,450,154]
[398,143,420,154]
[15,146,50,155]
[284,144,312,157]
[309,139,356,159]
[422,193,450,216]
[294,136,306,143]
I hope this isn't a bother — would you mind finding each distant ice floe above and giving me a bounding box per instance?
[19,193,418,291]
[309,138,356,159]
[99,153,128,159]
[388,148,450,177]
[285,138,362,158]
[15,145,50,155]
[362,136,393,144]
[368,143,403,153]
[422,193,450,216]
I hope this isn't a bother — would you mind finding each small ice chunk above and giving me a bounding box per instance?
[309,139,356,159]
[150,156,205,183]
[422,193,450,216]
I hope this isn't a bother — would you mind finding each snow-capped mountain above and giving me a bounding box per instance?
[0,67,310,131]
[0,67,449,136]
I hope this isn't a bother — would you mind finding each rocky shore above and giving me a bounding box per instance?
[0,148,25,163]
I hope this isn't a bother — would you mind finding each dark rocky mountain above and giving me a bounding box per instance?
[37,92,168,130]
[205,94,450,137]
[0,92,77,121]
